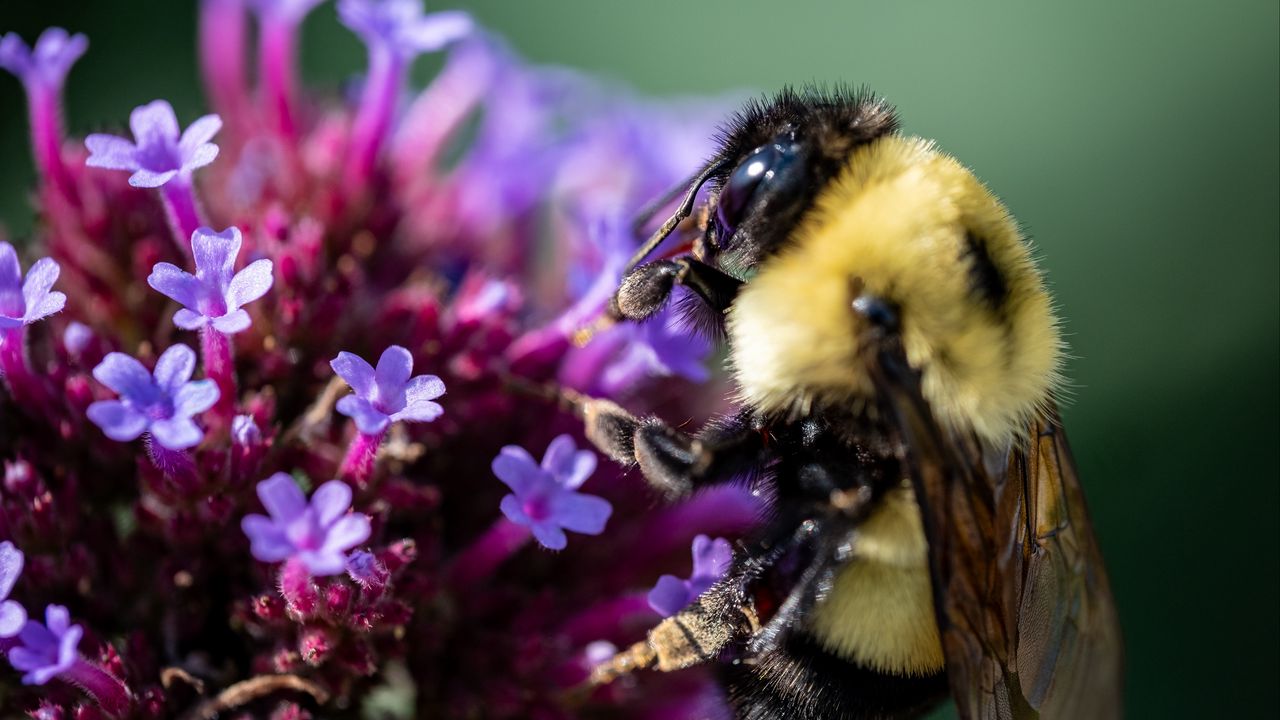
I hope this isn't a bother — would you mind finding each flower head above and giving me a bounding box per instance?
[0,242,65,331]
[338,0,472,60]
[7,605,82,686]
[84,99,221,188]
[493,435,611,550]
[647,534,734,617]
[86,344,220,450]
[241,473,372,576]
[147,226,274,334]
[331,346,445,435]
[0,28,87,88]
[0,541,26,637]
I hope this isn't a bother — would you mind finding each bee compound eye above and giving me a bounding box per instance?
[716,143,787,238]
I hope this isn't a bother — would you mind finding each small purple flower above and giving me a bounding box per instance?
[232,414,262,446]
[147,226,274,334]
[338,0,473,59]
[0,28,87,88]
[346,549,389,590]
[86,344,220,450]
[241,473,372,576]
[0,241,66,331]
[0,541,26,637]
[647,534,734,617]
[7,605,82,686]
[84,99,221,188]
[62,321,93,356]
[331,346,445,435]
[493,435,611,551]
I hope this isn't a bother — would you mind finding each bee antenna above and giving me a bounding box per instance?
[624,158,729,273]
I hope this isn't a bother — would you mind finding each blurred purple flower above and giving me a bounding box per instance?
[232,414,261,446]
[61,321,92,356]
[241,473,372,576]
[0,541,26,638]
[147,226,274,334]
[0,241,66,331]
[647,534,734,617]
[493,435,611,551]
[338,0,472,59]
[86,344,220,450]
[246,0,326,20]
[331,346,445,435]
[0,28,87,88]
[7,605,82,686]
[84,99,221,188]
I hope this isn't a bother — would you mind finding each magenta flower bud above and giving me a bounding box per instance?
[345,550,388,596]
[298,625,335,665]
[324,582,353,617]
[278,559,320,618]
[252,594,287,622]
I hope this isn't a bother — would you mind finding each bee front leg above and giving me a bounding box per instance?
[609,257,741,321]
[579,398,765,499]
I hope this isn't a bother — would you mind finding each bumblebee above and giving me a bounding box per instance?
[569,88,1123,719]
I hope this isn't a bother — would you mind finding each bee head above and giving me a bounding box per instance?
[727,135,1063,445]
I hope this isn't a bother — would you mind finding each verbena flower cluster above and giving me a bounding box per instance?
[0,1,763,718]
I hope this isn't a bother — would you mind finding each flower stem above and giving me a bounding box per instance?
[344,46,404,189]
[146,438,200,493]
[339,429,385,488]
[63,657,134,718]
[199,0,249,134]
[446,518,531,591]
[200,325,237,424]
[159,178,203,260]
[26,81,75,201]
[259,13,301,141]
[391,43,489,183]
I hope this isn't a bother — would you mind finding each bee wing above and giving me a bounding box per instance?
[870,346,1123,720]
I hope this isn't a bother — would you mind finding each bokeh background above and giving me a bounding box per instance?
[1,1,1275,717]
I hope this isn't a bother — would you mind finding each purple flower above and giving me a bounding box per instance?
[147,226,274,334]
[0,28,87,88]
[647,534,734,617]
[0,241,66,331]
[0,541,26,637]
[241,473,372,576]
[86,344,220,450]
[338,0,473,59]
[247,0,326,20]
[331,346,445,435]
[232,414,262,446]
[493,435,611,551]
[7,605,82,686]
[84,99,221,188]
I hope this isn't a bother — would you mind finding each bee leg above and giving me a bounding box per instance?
[609,257,742,321]
[580,399,765,499]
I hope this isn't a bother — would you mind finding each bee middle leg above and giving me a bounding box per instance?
[579,399,766,499]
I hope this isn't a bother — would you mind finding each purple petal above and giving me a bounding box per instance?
[241,515,295,562]
[256,472,307,523]
[498,494,530,526]
[128,168,179,188]
[388,399,443,424]
[226,259,273,309]
[56,622,83,668]
[0,541,23,599]
[129,99,181,147]
[0,600,26,638]
[152,344,196,394]
[149,417,203,450]
[549,491,612,535]
[373,345,413,404]
[330,351,376,398]
[22,291,65,325]
[530,522,567,551]
[191,227,241,290]
[0,33,32,77]
[83,134,139,171]
[20,258,59,308]
[403,374,445,403]
[173,379,219,417]
[402,10,473,52]
[44,605,70,636]
[86,400,149,442]
[540,434,577,476]
[92,352,155,399]
[173,308,209,330]
[184,142,219,172]
[211,309,251,334]
[691,535,734,581]
[298,549,348,577]
[563,451,596,490]
[491,446,542,496]
[335,395,390,435]
[647,575,691,618]
[147,262,202,308]
[310,480,354,526]
[321,514,371,554]
[0,242,19,290]
[178,114,223,154]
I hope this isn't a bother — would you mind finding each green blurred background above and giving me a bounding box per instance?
[1,1,1276,716]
